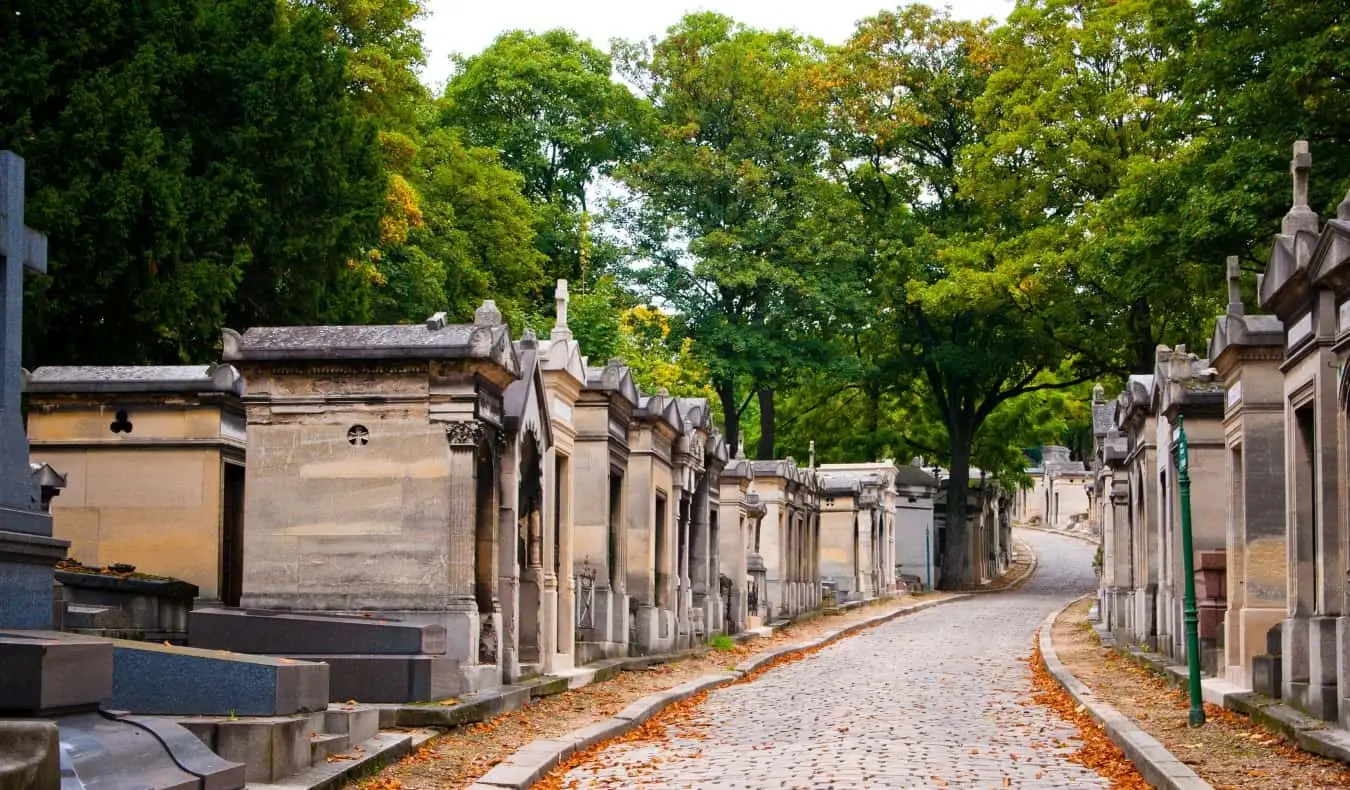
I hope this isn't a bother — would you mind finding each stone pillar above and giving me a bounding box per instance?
[445,420,487,664]
[689,473,710,639]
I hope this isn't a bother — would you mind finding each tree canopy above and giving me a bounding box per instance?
[7,0,1344,586]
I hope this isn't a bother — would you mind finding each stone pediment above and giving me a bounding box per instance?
[221,304,519,377]
[1155,345,1224,418]
[583,359,640,407]
[1209,313,1284,360]
[706,433,729,466]
[720,454,754,482]
[1309,218,1350,293]
[1115,374,1155,427]
[538,336,586,385]
[677,398,711,432]
[637,391,684,437]
[25,363,245,397]
[503,339,553,447]
[819,476,860,497]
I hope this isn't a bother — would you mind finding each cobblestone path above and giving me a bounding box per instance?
[561,529,1106,789]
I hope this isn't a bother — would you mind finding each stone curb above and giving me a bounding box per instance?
[1016,524,1099,545]
[1105,630,1350,766]
[958,537,1039,595]
[1038,600,1213,790]
[472,594,972,789]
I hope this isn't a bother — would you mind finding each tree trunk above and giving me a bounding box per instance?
[718,381,740,458]
[1128,298,1155,373]
[939,424,975,590]
[756,387,775,460]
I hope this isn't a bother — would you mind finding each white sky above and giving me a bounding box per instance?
[414,0,1015,90]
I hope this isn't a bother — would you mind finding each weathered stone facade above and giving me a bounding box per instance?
[26,365,246,606]
[1092,142,1350,733]
[817,463,901,602]
[1209,258,1287,690]
[749,460,821,621]
[212,302,521,698]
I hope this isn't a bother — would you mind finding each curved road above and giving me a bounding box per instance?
[562,529,1103,789]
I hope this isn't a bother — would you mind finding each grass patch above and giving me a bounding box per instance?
[707,634,735,652]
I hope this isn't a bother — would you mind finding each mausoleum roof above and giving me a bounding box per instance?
[1209,313,1284,360]
[25,364,244,396]
[221,306,518,375]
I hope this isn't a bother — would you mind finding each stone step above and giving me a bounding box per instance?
[309,731,349,763]
[324,705,380,746]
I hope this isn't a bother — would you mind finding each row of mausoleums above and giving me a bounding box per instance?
[24,282,938,702]
[1092,141,1350,730]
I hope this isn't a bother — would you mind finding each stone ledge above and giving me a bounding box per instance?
[242,731,422,790]
[1109,638,1350,766]
[958,538,1040,594]
[471,594,972,790]
[1039,602,1214,790]
[1016,523,1099,545]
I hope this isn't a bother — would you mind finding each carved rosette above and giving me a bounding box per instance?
[445,420,486,448]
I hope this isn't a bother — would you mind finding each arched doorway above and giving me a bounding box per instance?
[474,436,498,665]
[517,431,544,665]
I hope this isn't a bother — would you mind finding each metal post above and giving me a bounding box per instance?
[1176,415,1205,726]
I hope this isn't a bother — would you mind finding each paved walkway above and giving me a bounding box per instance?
[561,530,1106,789]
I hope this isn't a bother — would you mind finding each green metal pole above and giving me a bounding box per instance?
[1176,415,1206,727]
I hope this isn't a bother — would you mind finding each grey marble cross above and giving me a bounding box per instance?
[0,151,48,513]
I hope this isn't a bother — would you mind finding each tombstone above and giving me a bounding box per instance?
[191,304,521,702]
[1209,255,1288,690]
[534,280,587,674]
[818,463,905,603]
[748,459,820,620]
[717,452,756,634]
[501,329,553,679]
[676,398,726,640]
[627,390,682,654]
[0,150,245,789]
[25,364,247,607]
[572,359,638,663]
[1256,142,1343,722]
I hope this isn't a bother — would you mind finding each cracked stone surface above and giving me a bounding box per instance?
[561,529,1106,789]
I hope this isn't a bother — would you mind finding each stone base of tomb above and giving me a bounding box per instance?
[0,630,246,789]
[631,603,677,655]
[190,607,503,702]
[0,527,68,630]
[1306,615,1340,721]
[1224,606,1285,690]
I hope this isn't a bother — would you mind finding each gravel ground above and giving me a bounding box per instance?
[1053,598,1350,790]
[350,592,953,790]
[549,529,1116,789]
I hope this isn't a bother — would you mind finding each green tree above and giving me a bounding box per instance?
[964,0,1210,374]
[7,0,384,364]
[443,29,648,285]
[827,4,1102,587]
[615,13,838,458]
[369,129,547,323]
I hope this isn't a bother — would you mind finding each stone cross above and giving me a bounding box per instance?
[1292,140,1311,209]
[0,151,47,513]
[1284,140,1319,235]
[1226,256,1244,316]
[551,279,572,341]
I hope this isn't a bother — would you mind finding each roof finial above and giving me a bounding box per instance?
[1226,256,1244,316]
[551,279,572,341]
[474,300,503,326]
[1283,140,1319,235]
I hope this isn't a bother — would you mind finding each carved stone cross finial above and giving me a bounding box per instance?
[1292,140,1311,208]
[0,151,49,515]
[474,299,503,326]
[551,279,572,341]
[1284,140,1319,235]
[1226,255,1244,316]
